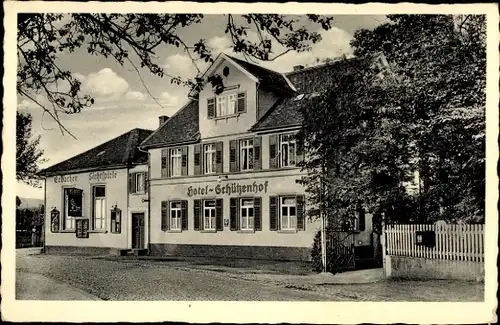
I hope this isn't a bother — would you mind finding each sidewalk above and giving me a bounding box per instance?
[16,271,101,300]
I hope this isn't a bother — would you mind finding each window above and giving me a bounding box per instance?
[110,208,121,234]
[63,188,83,230]
[239,139,254,171]
[280,134,297,167]
[207,92,246,118]
[92,186,106,230]
[170,148,182,177]
[240,198,254,230]
[203,200,217,230]
[129,172,146,194]
[280,196,297,230]
[204,143,217,174]
[170,201,182,230]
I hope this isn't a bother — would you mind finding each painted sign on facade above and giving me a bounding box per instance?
[187,181,269,197]
[89,170,118,182]
[54,175,78,183]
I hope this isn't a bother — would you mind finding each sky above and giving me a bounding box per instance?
[17,14,387,199]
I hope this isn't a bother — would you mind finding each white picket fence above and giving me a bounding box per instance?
[385,223,484,263]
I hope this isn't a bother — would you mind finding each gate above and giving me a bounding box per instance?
[325,224,356,273]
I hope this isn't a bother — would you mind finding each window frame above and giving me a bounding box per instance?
[280,196,297,231]
[239,138,254,171]
[203,143,217,174]
[62,187,76,230]
[279,133,297,168]
[239,197,255,230]
[169,147,183,177]
[92,185,107,231]
[203,199,217,231]
[169,201,183,231]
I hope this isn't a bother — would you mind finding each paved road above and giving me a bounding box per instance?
[16,255,334,300]
[16,254,484,301]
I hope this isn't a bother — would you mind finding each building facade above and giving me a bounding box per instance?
[40,128,153,255]
[140,54,375,261]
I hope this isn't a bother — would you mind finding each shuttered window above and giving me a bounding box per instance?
[194,199,223,231]
[269,195,305,231]
[207,97,215,119]
[230,136,261,172]
[129,172,147,194]
[162,200,188,231]
[269,132,304,169]
[230,197,261,232]
[202,142,223,174]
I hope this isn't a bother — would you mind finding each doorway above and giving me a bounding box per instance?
[131,212,145,249]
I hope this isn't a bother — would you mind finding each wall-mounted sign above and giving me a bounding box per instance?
[89,170,118,182]
[76,218,90,238]
[50,208,60,233]
[187,181,269,197]
[54,175,78,183]
[65,188,83,217]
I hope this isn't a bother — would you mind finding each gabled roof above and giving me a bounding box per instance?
[226,55,296,94]
[39,128,153,176]
[140,100,199,149]
[252,55,374,131]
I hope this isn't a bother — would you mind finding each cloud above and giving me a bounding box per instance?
[158,91,180,107]
[208,36,232,53]
[162,54,198,79]
[125,91,146,101]
[84,68,130,99]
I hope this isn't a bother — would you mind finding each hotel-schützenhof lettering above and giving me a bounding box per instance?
[39,53,380,261]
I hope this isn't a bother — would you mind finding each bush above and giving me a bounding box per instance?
[311,230,323,272]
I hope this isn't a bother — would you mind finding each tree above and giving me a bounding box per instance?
[16,196,22,208]
[298,14,486,226]
[17,112,46,187]
[17,14,333,137]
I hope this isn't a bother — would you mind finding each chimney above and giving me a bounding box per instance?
[158,115,170,127]
[293,65,305,72]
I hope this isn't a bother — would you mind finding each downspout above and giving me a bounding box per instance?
[138,146,151,255]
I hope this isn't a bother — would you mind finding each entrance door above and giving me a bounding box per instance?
[131,213,145,249]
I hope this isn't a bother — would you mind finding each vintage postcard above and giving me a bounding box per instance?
[2,1,498,323]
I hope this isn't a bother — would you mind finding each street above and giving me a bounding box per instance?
[16,254,484,301]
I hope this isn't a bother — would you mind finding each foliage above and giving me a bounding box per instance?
[16,112,46,187]
[17,14,333,137]
[311,230,323,272]
[298,15,485,226]
[16,196,22,208]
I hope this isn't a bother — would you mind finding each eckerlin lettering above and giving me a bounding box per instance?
[187,181,269,197]
[89,171,118,182]
[54,175,78,183]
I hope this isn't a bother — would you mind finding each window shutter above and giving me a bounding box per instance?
[216,199,223,231]
[216,141,223,174]
[269,196,278,231]
[161,201,169,231]
[269,134,278,169]
[229,139,239,172]
[193,144,202,175]
[296,195,305,231]
[230,198,239,231]
[181,200,188,230]
[128,173,135,194]
[161,149,169,178]
[207,97,215,118]
[254,197,261,231]
[237,92,246,113]
[181,146,188,176]
[193,199,201,230]
[253,136,262,170]
[296,133,304,164]
[143,172,148,193]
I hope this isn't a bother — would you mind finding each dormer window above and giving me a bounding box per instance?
[207,91,246,119]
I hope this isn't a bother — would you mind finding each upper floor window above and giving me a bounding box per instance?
[229,137,261,172]
[170,148,182,177]
[204,144,217,174]
[269,133,304,169]
[194,142,223,175]
[129,172,146,194]
[280,134,296,167]
[161,147,188,178]
[239,139,254,171]
[207,92,246,119]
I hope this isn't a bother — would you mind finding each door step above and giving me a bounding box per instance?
[113,249,148,256]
